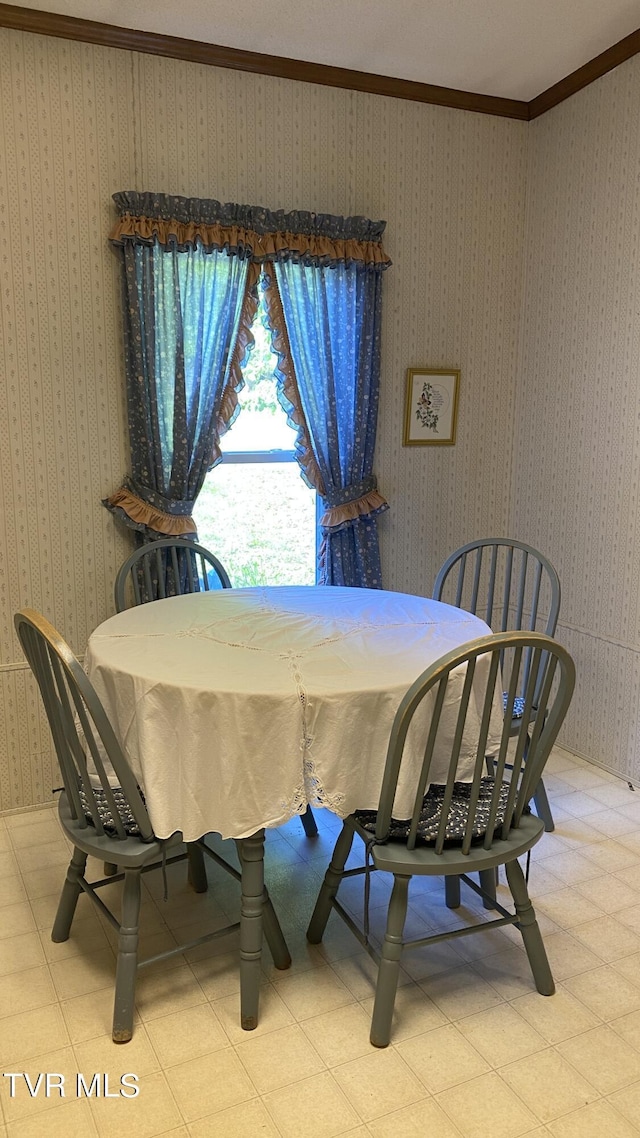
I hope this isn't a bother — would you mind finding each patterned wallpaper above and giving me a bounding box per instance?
[0,23,576,813]
[515,57,640,782]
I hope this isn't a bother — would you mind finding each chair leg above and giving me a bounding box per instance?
[236,831,266,1031]
[187,842,208,893]
[52,847,87,942]
[533,779,555,832]
[104,862,118,877]
[300,805,319,837]
[262,889,292,971]
[307,823,355,944]
[112,868,142,1043]
[445,875,461,908]
[479,868,498,910]
[505,858,554,996]
[448,870,497,910]
[370,874,410,1048]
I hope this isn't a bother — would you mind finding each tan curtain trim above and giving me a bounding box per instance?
[106,488,197,536]
[320,488,389,530]
[110,217,391,267]
[261,272,326,497]
[212,263,262,467]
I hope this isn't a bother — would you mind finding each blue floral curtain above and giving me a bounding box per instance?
[104,192,253,539]
[105,191,391,588]
[274,259,388,587]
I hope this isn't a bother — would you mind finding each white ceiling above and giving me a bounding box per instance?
[15,0,640,101]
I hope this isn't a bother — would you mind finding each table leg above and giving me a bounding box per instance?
[237,830,266,1030]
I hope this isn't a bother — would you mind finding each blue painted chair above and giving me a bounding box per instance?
[15,607,291,1042]
[433,538,561,832]
[308,630,575,1047]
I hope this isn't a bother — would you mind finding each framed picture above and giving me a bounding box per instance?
[403,368,460,446]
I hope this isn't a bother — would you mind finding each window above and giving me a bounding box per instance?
[193,284,317,586]
[106,191,389,589]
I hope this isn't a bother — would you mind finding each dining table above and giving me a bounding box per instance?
[84,584,503,1027]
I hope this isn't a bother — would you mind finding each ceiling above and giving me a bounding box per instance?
[9,0,640,101]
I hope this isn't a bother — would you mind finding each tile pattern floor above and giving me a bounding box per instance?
[1,748,640,1136]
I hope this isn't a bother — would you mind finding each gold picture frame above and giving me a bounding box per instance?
[403,368,460,446]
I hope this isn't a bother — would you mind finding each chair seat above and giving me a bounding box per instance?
[355,776,511,846]
[57,792,178,867]
[366,810,544,875]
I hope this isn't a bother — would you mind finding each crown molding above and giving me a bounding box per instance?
[1,3,640,121]
[529,26,640,118]
[0,3,528,119]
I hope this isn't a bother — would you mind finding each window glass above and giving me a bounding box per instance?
[193,286,317,587]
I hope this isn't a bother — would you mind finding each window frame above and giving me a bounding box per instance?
[221,449,298,464]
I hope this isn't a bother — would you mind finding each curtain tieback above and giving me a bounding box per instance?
[320,476,389,530]
[126,478,195,517]
[323,476,377,510]
[103,478,197,537]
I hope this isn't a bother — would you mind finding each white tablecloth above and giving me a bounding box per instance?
[85,586,502,841]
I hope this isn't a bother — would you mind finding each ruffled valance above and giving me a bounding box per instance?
[110,191,392,269]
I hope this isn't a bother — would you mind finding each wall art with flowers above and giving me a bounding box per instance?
[403,368,460,446]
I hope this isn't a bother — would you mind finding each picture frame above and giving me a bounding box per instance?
[403,368,460,446]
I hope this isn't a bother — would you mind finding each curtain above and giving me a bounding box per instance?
[105,190,391,587]
[104,192,254,539]
[273,259,388,587]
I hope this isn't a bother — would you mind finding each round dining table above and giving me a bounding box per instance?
[85,585,501,843]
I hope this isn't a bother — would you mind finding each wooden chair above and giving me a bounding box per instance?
[114,537,232,612]
[433,538,561,832]
[15,608,291,1042]
[114,537,319,839]
[307,630,575,1047]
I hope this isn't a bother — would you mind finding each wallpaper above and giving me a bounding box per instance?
[515,57,640,781]
[0,23,574,812]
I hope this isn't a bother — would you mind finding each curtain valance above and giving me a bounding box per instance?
[110,191,392,269]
